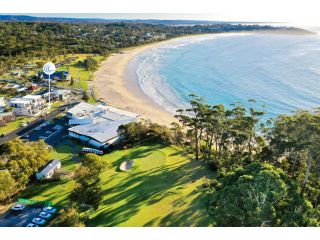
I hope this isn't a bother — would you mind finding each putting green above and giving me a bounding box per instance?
[137,150,166,171]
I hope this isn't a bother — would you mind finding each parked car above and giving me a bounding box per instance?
[11,204,25,212]
[32,217,46,225]
[26,223,38,227]
[35,126,41,131]
[20,123,28,127]
[43,206,57,214]
[39,211,52,219]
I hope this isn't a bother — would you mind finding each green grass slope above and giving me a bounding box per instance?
[20,141,215,227]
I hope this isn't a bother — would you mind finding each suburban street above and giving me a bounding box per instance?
[0,100,79,146]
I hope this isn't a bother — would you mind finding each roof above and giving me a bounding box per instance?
[68,102,139,143]
[10,98,33,104]
[23,95,42,100]
[38,159,61,175]
[69,118,135,143]
[67,102,103,116]
[40,71,70,79]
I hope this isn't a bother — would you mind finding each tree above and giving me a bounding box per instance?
[71,154,106,210]
[83,57,98,72]
[82,90,89,101]
[70,77,74,86]
[3,139,51,186]
[55,207,85,227]
[176,94,209,160]
[0,171,16,203]
[118,122,149,143]
[269,110,320,198]
[170,122,185,146]
[81,153,108,173]
[71,166,103,210]
[209,162,319,226]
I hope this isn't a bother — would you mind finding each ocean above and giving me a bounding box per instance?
[129,33,320,119]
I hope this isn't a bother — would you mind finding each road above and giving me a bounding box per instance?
[0,101,80,146]
[0,206,43,227]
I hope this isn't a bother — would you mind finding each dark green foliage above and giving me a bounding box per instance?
[118,121,173,144]
[82,90,89,101]
[2,139,51,186]
[0,21,296,73]
[0,170,16,202]
[54,207,85,227]
[71,154,106,210]
[176,94,266,165]
[209,162,319,226]
[82,57,98,72]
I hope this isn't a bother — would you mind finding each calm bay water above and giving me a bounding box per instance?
[131,33,320,119]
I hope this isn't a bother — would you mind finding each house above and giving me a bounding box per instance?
[9,95,47,116]
[36,159,61,180]
[67,102,139,149]
[3,84,27,93]
[54,89,72,101]
[39,71,71,82]
[38,89,71,102]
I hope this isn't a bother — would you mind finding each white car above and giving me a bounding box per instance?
[43,206,57,214]
[26,223,38,227]
[32,217,46,225]
[39,211,52,219]
[11,204,25,212]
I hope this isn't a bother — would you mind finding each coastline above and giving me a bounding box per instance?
[93,36,201,126]
[93,31,310,126]
[93,33,240,126]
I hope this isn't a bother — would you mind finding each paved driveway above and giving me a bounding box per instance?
[0,206,43,227]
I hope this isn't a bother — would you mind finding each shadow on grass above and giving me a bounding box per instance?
[88,149,215,227]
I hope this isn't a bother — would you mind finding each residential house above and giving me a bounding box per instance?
[9,95,47,116]
[36,159,61,180]
[39,71,71,82]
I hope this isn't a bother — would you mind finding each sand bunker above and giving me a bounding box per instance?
[120,160,133,171]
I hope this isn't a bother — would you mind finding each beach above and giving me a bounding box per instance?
[93,34,230,125]
[93,38,184,126]
[93,32,320,124]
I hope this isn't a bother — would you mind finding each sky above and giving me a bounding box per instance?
[0,0,320,29]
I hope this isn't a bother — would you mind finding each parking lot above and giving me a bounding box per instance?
[21,116,69,146]
[0,206,43,227]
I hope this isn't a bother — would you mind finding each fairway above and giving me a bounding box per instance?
[19,141,216,227]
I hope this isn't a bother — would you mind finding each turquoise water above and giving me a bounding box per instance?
[132,33,320,119]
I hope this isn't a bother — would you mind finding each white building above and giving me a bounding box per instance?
[0,97,5,107]
[67,102,139,149]
[36,159,61,180]
[9,95,47,116]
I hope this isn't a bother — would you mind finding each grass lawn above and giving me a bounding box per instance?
[0,116,36,135]
[56,54,104,91]
[18,140,215,227]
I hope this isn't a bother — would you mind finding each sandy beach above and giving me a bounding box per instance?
[93,39,183,126]
[93,33,248,125]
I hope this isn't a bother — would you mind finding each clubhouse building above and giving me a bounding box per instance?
[67,102,139,149]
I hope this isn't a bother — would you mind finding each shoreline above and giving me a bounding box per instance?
[93,36,209,126]
[93,33,244,126]
[93,31,298,126]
